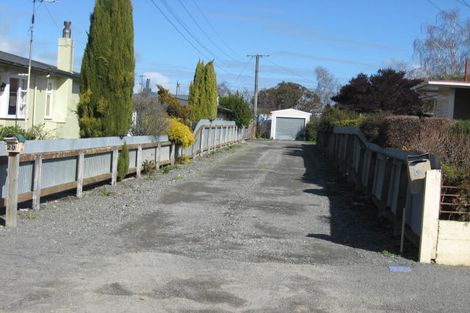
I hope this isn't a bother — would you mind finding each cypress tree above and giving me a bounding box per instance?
[188,61,206,122]
[204,61,217,120]
[77,0,135,137]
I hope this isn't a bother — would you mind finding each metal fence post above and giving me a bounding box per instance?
[32,154,43,209]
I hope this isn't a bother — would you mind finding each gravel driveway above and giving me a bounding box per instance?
[0,141,469,313]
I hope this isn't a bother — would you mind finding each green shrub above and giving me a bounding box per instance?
[305,119,318,141]
[446,119,470,135]
[141,160,157,175]
[317,107,359,134]
[117,143,129,181]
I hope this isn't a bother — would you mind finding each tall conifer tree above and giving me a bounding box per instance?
[188,61,206,122]
[77,0,135,137]
[204,61,217,120]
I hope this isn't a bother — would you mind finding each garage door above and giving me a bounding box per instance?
[275,117,305,140]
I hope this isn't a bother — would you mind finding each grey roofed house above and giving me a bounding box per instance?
[0,51,79,80]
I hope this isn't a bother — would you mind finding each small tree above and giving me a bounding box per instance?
[131,92,169,136]
[157,85,190,123]
[219,93,252,128]
[117,143,129,181]
[188,61,206,122]
[414,10,470,80]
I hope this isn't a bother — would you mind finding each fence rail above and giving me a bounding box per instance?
[1,120,247,225]
[322,127,438,248]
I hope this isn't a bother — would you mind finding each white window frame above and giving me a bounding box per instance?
[2,74,27,119]
[45,78,54,119]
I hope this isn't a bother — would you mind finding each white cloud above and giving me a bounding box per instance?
[0,34,27,56]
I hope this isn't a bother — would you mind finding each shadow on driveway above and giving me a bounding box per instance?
[284,143,417,259]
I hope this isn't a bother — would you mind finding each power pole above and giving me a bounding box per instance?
[176,81,181,96]
[247,54,269,131]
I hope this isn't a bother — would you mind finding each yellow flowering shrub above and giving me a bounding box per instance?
[168,118,195,148]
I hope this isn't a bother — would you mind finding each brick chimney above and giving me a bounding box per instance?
[57,21,74,72]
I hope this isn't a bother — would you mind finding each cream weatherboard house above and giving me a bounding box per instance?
[0,22,79,138]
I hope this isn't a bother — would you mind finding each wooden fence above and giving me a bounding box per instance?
[1,120,247,227]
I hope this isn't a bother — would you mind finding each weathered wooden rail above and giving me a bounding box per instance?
[1,120,248,226]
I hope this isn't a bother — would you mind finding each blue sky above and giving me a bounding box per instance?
[1,0,469,95]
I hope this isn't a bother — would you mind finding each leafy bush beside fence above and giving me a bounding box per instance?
[317,109,470,220]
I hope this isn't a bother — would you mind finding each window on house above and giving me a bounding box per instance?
[45,79,53,118]
[8,77,27,117]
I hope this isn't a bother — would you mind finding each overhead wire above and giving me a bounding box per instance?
[189,0,241,59]
[176,0,236,62]
[148,0,209,59]
[266,59,315,86]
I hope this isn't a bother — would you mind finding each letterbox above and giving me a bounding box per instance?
[406,154,431,194]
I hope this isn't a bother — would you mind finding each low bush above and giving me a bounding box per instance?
[317,107,360,134]
[0,124,52,141]
[305,119,318,141]
[141,160,157,175]
[117,143,129,181]
[168,118,195,148]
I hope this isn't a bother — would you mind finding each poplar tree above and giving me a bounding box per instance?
[204,61,217,120]
[77,0,135,137]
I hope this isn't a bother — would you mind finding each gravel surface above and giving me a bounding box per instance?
[0,141,469,313]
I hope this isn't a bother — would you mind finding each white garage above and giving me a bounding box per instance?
[270,108,312,140]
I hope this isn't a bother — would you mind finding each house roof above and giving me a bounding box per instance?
[412,80,470,91]
[0,50,79,80]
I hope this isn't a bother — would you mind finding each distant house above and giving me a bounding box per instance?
[0,21,80,138]
[412,80,470,120]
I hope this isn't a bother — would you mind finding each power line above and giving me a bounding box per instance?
[266,59,315,85]
[176,0,235,62]
[160,0,218,60]
[148,0,208,59]
[41,1,60,31]
[189,0,240,59]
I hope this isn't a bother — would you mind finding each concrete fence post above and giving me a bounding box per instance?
[76,151,85,198]
[136,145,142,178]
[170,142,176,165]
[6,152,20,227]
[111,147,119,186]
[156,142,161,168]
[219,126,223,147]
[32,154,43,209]
[418,169,441,263]
[200,128,205,156]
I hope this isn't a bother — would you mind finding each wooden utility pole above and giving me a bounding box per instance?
[247,54,269,131]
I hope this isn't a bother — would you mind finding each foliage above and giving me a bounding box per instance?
[117,143,129,181]
[317,107,360,134]
[168,118,195,148]
[219,92,253,128]
[78,0,135,137]
[176,155,191,164]
[205,61,218,120]
[305,119,318,142]
[414,10,470,80]
[188,61,217,122]
[258,82,321,114]
[314,66,340,107]
[332,69,423,115]
[446,119,470,135]
[141,160,157,176]
[156,84,191,124]
[0,124,52,141]
[131,92,169,136]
